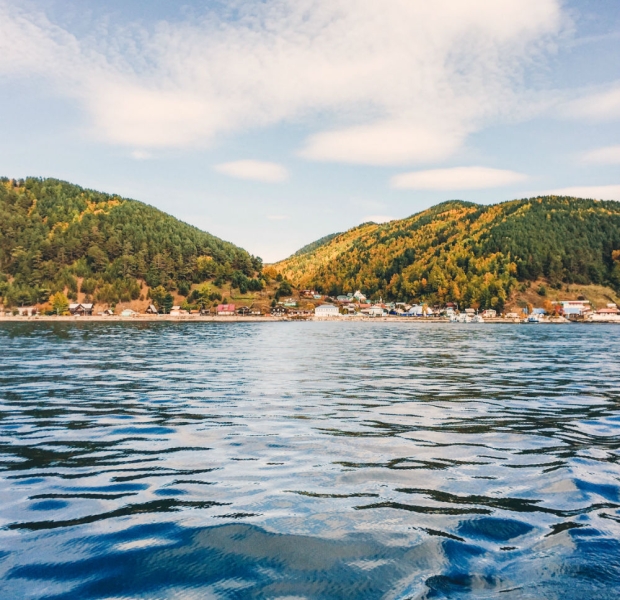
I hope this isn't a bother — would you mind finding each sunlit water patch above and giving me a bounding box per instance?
[0,322,619,598]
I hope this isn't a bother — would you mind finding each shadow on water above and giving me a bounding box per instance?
[7,521,620,600]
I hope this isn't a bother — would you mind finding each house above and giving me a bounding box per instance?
[69,303,94,316]
[481,309,496,318]
[216,304,236,316]
[170,306,189,316]
[336,295,352,304]
[464,308,476,315]
[315,304,340,317]
[102,308,114,316]
[146,304,158,314]
[289,309,313,318]
[237,306,251,316]
[588,304,620,322]
[300,289,317,298]
[553,300,591,317]
[120,309,137,317]
[17,306,38,316]
[271,306,288,317]
[505,312,520,319]
[353,290,367,302]
[363,305,387,317]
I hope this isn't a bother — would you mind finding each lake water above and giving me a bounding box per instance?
[0,322,619,599]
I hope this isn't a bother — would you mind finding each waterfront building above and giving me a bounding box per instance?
[315,304,340,317]
[216,304,236,316]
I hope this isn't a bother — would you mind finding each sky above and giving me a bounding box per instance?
[0,0,619,262]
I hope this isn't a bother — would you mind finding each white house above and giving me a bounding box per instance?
[364,305,387,317]
[315,304,340,317]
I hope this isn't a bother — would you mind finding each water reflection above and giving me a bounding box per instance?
[0,322,619,598]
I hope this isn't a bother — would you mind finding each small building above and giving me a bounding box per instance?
[353,290,367,302]
[315,304,340,317]
[271,306,288,317]
[216,304,236,316]
[146,304,158,314]
[170,306,189,316]
[464,308,476,315]
[120,309,137,317]
[481,309,496,318]
[363,305,387,317]
[17,306,38,317]
[336,295,352,304]
[69,303,94,316]
[237,306,251,316]
[553,300,591,317]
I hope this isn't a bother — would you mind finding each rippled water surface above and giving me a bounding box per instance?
[1,322,620,599]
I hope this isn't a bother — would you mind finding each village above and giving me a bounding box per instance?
[3,288,620,324]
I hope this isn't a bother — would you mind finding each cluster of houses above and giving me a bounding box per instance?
[3,290,620,323]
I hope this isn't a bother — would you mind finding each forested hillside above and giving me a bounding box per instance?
[293,232,341,257]
[0,178,262,307]
[275,197,620,310]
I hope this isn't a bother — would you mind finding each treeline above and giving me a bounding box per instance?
[276,197,620,310]
[0,178,263,307]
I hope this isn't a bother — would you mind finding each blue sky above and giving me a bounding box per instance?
[0,0,619,262]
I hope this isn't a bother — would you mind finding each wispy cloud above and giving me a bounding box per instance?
[214,160,288,183]
[391,166,528,190]
[0,1,566,164]
[581,145,620,165]
[543,184,620,200]
[561,86,620,121]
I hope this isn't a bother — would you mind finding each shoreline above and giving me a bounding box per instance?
[0,315,614,324]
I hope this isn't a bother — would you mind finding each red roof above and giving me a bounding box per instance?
[217,304,235,312]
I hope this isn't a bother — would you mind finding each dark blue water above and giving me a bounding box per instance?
[0,322,619,599]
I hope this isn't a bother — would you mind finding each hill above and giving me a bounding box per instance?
[274,197,620,311]
[0,177,263,309]
[293,232,342,258]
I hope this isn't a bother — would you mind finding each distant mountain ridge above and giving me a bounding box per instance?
[0,177,262,307]
[275,197,620,310]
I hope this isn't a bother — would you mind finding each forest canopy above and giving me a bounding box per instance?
[275,197,620,310]
[0,178,263,307]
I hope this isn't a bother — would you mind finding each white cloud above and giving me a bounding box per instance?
[391,166,528,190]
[562,86,620,121]
[0,1,565,164]
[299,122,466,166]
[214,160,289,183]
[581,145,620,165]
[363,215,394,224]
[130,150,152,160]
[543,185,620,200]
